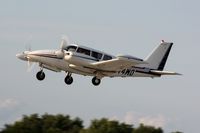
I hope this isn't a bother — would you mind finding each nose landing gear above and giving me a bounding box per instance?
[36,70,45,81]
[64,73,73,85]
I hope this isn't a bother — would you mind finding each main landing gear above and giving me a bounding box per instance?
[64,74,101,86]
[64,72,73,85]
[36,70,45,81]
[92,77,101,86]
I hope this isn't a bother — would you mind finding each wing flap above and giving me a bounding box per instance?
[91,57,147,72]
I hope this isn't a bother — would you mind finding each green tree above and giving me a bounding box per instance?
[1,114,42,133]
[132,124,163,133]
[82,118,133,133]
[41,114,83,133]
[0,114,183,133]
[0,113,83,133]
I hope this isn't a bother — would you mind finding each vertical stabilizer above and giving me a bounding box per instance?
[144,41,173,70]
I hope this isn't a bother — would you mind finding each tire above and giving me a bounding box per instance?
[36,71,45,81]
[92,77,101,86]
[64,76,73,85]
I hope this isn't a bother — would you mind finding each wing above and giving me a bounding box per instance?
[68,56,147,77]
[150,70,182,75]
[85,56,147,73]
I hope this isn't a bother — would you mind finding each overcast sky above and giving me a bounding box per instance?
[0,0,200,132]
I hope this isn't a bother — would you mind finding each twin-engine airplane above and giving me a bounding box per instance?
[16,39,181,86]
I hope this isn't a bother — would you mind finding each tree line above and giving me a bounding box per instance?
[0,114,183,133]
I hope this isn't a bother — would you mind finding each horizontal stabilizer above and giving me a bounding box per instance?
[150,70,182,75]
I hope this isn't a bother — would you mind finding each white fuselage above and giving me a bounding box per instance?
[17,41,179,86]
[17,48,158,78]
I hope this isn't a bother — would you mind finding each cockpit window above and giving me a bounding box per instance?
[91,51,102,60]
[65,46,77,52]
[77,47,90,56]
[103,54,112,60]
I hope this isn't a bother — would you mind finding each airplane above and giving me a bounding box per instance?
[16,39,181,86]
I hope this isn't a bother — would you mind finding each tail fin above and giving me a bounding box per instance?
[144,41,173,70]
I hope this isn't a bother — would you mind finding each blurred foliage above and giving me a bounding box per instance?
[0,114,83,133]
[81,118,133,133]
[0,114,182,133]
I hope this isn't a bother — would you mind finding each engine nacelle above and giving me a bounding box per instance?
[55,50,64,59]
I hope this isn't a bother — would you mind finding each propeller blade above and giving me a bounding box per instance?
[27,57,35,72]
[60,35,70,50]
[24,35,33,51]
[25,45,32,52]
[58,35,70,59]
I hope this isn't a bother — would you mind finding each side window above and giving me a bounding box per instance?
[91,51,102,60]
[103,55,112,60]
[65,46,77,52]
[77,47,90,56]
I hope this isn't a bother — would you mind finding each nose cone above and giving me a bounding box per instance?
[16,53,28,61]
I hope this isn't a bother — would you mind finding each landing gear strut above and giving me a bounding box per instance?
[64,73,73,85]
[36,70,45,81]
[92,77,101,86]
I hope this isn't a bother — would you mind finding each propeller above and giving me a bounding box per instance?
[27,57,35,72]
[23,35,35,72]
[60,35,70,50]
[24,35,33,51]
[56,35,70,59]
[26,50,36,72]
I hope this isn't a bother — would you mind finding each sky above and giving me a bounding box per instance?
[0,0,200,132]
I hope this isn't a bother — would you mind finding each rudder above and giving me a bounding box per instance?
[144,41,173,70]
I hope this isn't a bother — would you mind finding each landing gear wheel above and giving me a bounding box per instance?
[64,76,73,85]
[92,77,101,86]
[36,71,45,81]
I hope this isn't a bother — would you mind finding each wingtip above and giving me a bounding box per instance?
[176,73,183,76]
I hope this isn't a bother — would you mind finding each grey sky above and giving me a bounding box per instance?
[0,0,200,132]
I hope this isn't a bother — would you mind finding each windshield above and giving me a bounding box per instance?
[77,47,90,56]
[64,46,77,52]
[91,51,102,60]
[103,54,112,60]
